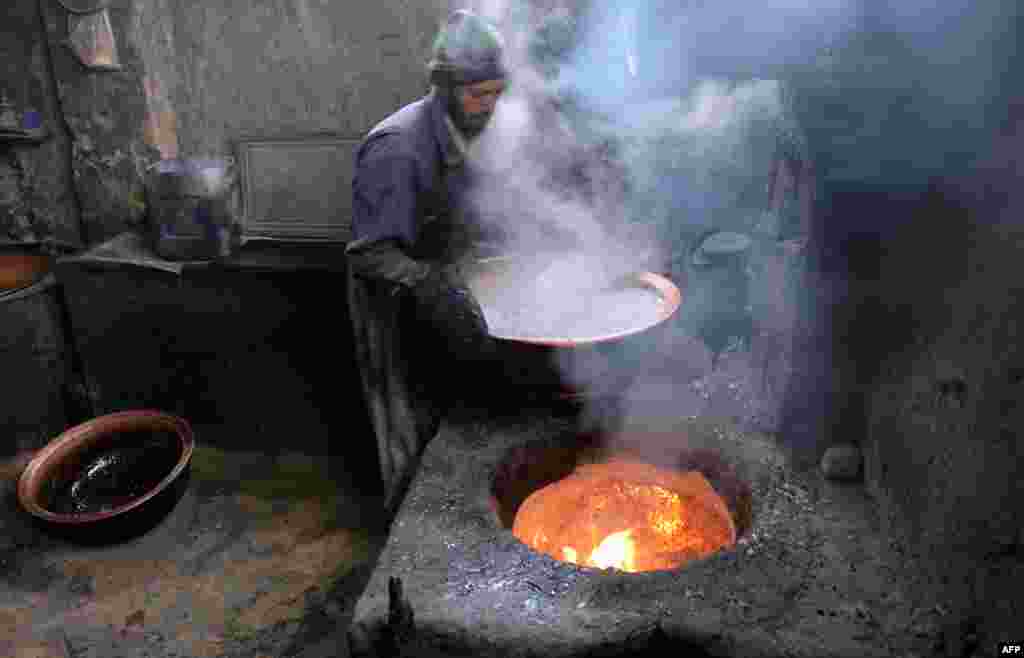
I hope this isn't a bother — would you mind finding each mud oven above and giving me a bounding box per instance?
[346,404,879,658]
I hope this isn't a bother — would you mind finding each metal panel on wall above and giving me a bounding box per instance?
[236,136,360,242]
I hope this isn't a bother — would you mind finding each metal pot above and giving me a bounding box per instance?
[17,410,194,543]
[145,159,237,261]
[466,256,682,401]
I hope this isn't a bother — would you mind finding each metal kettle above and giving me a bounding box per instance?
[145,158,238,261]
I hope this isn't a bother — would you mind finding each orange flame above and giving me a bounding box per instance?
[588,529,637,571]
[514,460,736,573]
[562,528,638,572]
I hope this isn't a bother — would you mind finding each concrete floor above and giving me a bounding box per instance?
[0,426,387,658]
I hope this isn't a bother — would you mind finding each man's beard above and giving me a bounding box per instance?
[445,88,493,140]
[458,110,493,139]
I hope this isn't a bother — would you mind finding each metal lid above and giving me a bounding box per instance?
[692,231,752,266]
[152,158,229,175]
[147,159,233,198]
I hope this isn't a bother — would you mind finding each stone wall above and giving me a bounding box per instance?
[38,0,159,245]
[1,0,81,246]
[781,7,1024,650]
[127,0,445,158]
[860,145,1024,649]
[36,0,448,245]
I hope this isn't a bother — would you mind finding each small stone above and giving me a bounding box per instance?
[125,609,145,627]
[821,443,863,481]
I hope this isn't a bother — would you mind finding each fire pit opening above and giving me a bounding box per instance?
[491,431,753,574]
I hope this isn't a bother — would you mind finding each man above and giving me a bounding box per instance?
[345,10,507,513]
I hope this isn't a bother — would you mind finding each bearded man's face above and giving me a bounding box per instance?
[456,79,507,138]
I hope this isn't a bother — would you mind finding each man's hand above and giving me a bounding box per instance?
[412,265,492,359]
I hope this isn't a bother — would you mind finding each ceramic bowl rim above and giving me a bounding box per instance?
[17,410,194,525]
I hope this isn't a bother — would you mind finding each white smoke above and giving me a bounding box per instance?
[453,0,1018,440]
[460,0,860,293]
[458,1,829,420]
[462,2,660,301]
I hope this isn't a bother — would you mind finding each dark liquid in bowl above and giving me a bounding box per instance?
[47,429,182,515]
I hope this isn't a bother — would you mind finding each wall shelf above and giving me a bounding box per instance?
[0,128,49,144]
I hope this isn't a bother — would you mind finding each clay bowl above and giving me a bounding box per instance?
[466,256,683,402]
[17,410,194,544]
[0,244,53,291]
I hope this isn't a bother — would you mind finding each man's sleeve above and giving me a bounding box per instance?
[348,136,432,285]
[351,135,422,249]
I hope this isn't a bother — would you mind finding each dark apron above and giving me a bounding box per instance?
[347,157,493,514]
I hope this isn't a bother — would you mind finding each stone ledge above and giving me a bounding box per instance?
[58,232,347,276]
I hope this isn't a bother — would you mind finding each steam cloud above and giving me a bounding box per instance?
[449,0,1019,445]
[460,0,863,295]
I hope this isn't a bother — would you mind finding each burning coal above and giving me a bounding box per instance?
[512,458,736,573]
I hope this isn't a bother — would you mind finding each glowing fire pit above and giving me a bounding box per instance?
[349,414,835,658]
[513,459,736,573]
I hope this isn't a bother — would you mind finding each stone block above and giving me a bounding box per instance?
[820,443,862,481]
